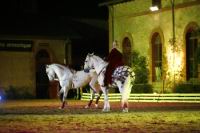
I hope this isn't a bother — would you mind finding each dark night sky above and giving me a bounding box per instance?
[0,0,109,68]
[0,0,108,19]
[38,0,108,19]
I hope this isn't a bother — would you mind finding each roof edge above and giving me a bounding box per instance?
[99,0,134,7]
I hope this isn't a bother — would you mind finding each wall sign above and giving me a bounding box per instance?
[0,40,33,52]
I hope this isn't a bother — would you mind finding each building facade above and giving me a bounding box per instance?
[0,35,71,98]
[108,0,200,92]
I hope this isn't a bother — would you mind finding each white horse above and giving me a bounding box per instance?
[45,63,102,109]
[72,68,102,108]
[84,53,135,112]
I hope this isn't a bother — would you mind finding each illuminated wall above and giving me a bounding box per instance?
[109,0,200,92]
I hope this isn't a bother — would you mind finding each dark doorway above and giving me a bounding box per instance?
[35,49,50,99]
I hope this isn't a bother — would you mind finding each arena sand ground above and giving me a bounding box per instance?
[0,100,200,133]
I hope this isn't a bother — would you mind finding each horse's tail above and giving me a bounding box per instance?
[121,75,132,102]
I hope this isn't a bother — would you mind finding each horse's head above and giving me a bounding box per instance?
[84,53,94,73]
[45,65,56,81]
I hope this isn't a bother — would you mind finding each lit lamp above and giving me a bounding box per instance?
[150,6,159,11]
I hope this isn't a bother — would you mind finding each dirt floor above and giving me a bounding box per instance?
[0,99,200,133]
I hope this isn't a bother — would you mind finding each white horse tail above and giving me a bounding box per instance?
[122,75,132,101]
[120,75,132,112]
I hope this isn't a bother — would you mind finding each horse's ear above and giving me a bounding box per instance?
[88,53,94,57]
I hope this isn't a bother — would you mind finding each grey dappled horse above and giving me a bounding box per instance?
[84,54,135,112]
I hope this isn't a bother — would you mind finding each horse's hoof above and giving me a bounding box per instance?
[59,107,64,110]
[102,108,110,112]
[95,104,98,108]
[85,105,90,109]
[122,108,128,113]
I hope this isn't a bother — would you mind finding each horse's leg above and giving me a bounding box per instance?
[97,73,110,112]
[58,83,62,96]
[87,75,99,108]
[59,91,66,109]
[59,92,64,106]
[63,86,70,108]
[59,85,69,109]
[58,86,65,109]
[61,100,66,109]
[85,89,95,108]
[95,90,102,108]
[75,87,80,100]
[101,86,110,112]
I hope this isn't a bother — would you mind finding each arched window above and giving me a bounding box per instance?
[152,32,162,82]
[186,28,199,80]
[122,37,132,66]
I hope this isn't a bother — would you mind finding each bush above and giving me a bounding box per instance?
[131,51,152,93]
[174,83,200,93]
[131,51,149,84]
[5,86,34,99]
[131,84,153,93]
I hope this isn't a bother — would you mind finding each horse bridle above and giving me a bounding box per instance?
[84,57,94,73]
[84,55,107,76]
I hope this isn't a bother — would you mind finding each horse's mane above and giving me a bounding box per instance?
[50,63,65,69]
[93,55,102,60]
[87,54,101,61]
[91,54,107,64]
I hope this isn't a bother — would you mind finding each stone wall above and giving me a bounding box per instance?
[109,0,200,92]
[0,37,69,97]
